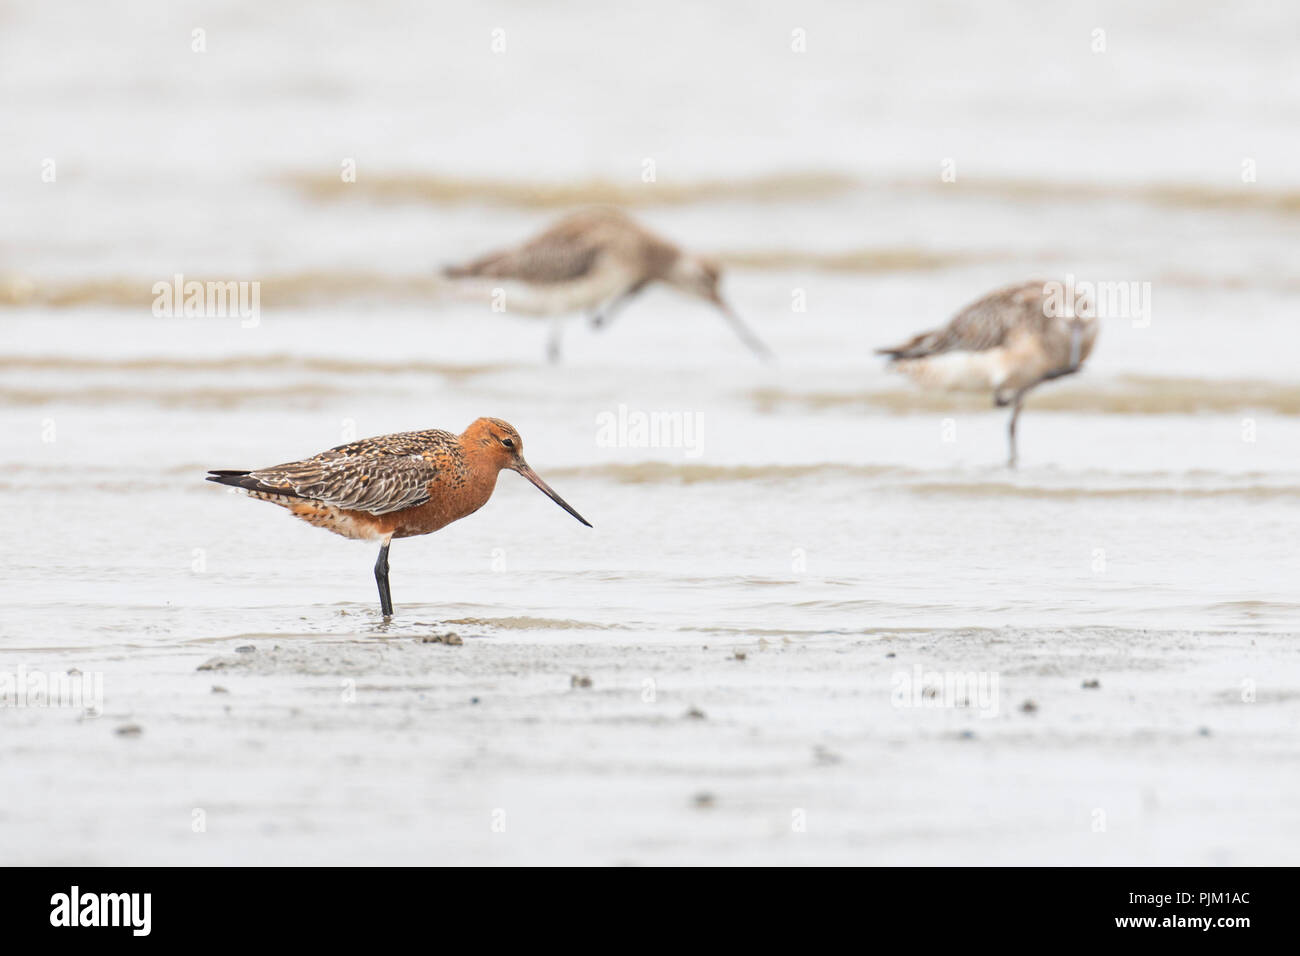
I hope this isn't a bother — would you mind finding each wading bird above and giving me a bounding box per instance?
[443,208,773,363]
[207,418,590,618]
[876,280,1099,467]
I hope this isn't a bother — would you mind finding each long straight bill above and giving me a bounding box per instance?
[716,301,775,361]
[516,463,592,527]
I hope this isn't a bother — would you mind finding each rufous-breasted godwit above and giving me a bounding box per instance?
[207,418,590,618]
[876,280,1099,468]
[443,207,773,363]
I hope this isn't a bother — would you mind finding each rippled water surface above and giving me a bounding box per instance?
[4,300,1297,644]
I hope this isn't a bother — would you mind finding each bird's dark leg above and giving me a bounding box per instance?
[546,318,563,364]
[374,541,394,618]
[1007,396,1025,469]
[587,299,615,329]
[1038,363,1083,384]
[1003,361,1085,468]
[589,281,649,330]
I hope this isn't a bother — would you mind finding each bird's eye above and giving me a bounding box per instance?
[501,437,515,448]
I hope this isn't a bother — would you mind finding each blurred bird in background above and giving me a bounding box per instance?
[443,208,773,363]
[877,280,1099,467]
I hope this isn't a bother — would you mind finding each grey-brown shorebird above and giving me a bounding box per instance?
[443,207,773,363]
[876,280,1099,467]
[207,418,590,618]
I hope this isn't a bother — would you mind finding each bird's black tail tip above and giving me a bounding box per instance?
[206,469,251,487]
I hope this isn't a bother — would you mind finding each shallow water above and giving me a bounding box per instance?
[4,298,1297,644]
[1,0,1297,865]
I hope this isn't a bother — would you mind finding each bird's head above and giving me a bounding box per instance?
[665,254,724,305]
[467,417,524,468]
[1047,287,1098,371]
[663,255,774,361]
[464,418,591,527]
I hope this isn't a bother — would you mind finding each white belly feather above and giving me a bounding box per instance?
[456,259,640,317]
[894,349,1013,392]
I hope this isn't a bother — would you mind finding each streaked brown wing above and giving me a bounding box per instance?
[448,223,604,284]
[879,282,1044,359]
[928,305,1014,354]
[249,451,436,516]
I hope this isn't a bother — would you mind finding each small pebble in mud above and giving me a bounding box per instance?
[211,686,229,695]
[1021,700,1039,713]
[692,792,716,809]
[684,707,706,720]
[1082,679,1100,689]
[570,675,592,688]
[421,632,463,645]
[235,645,255,654]
[732,651,747,661]
[115,724,143,737]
